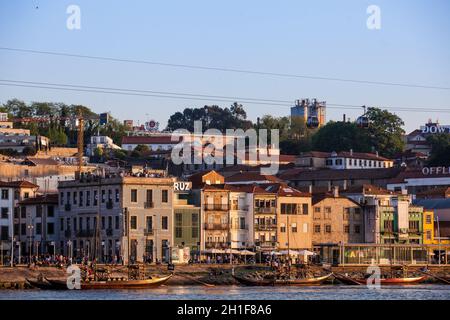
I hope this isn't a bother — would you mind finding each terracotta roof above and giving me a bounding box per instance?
[263,183,309,197]
[297,151,392,161]
[121,135,181,145]
[23,157,59,166]
[341,184,394,195]
[0,180,39,189]
[311,193,362,206]
[226,172,283,183]
[19,193,58,205]
[280,167,401,181]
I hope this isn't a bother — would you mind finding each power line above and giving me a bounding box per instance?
[1,79,449,113]
[1,46,449,91]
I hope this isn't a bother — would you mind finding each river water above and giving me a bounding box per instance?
[0,285,449,300]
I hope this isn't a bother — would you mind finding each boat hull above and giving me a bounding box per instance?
[46,274,173,290]
[352,276,427,285]
[233,274,332,286]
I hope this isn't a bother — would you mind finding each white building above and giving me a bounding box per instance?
[86,135,122,156]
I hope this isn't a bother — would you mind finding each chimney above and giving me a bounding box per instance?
[350,149,353,156]
[343,180,347,191]
[343,114,346,122]
[309,185,313,194]
[328,181,332,192]
[376,151,379,157]
[333,186,339,198]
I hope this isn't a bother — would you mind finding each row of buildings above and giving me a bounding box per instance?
[1,167,448,265]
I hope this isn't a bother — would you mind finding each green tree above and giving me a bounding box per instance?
[427,133,450,166]
[311,121,372,153]
[366,107,405,157]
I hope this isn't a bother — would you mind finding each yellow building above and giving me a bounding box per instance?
[423,209,450,245]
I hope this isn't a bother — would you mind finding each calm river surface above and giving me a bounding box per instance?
[0,285,449,300]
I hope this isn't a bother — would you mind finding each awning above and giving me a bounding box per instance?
[239,250,256,256]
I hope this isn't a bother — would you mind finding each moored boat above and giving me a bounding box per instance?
[26,278,58,290]
[45,274,173,290]
[351,275,427,285]
[233,273,332,286]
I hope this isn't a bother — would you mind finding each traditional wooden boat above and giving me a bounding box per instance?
[274,273,333,286]
[45,274,173,290]
[232,274,275,286]
[233,273,332,286]
[351,275,427,285]
[332,273,363,285]
[26,278,58,290]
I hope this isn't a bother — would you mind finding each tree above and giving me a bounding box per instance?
[427,133,450,166]
[366,107,405,157]
[311,121,372,153]
[166,103,253,132]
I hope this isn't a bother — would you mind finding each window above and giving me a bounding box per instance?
[314,225,321,233]
[162,216,168,230]
[1,189,9,200]
[36,205,42,218]
[162,190,168,203]
[325,225,331,233]
[47,223,54,235]
[108,216,112,229]
[281,203,298,215]
[108,189,112,201]
[280,225,286,233]
[36,223,42,235]
[115,216,119,229]
[291,223,298,233]
[1,226,8,240]
[47,206,54,217]
[175,227,182,238]
[354,225,361,234]
[21,206,27,218]
[60,192,64,205]
[146,190,153,204]
[94,190,98,206]
[1,207,8,219]
[101,217,105,229]
[24,192,29,199]
[130,216,137,229]
[384,220,393,231]
[426,214,432,224]
[344,225,350,233]
[175,213,182,226]
[115,189,120,202]
[101,190,106,203]
[192,226,198,238]
[146,216,153,231]
[302,204,309,215]
[314,207,320,213]
[73,192,77,205]
[409,220,419,232]
[131,189,137,203]
[79,191,83,207]
[86,191,90,206]
[426,230,432,240]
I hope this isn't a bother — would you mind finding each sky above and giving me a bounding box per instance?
[0,0,449,133]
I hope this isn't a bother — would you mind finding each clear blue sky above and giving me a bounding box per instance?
[0,0,449,132]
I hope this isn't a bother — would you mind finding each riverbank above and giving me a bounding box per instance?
[1,264,449,289]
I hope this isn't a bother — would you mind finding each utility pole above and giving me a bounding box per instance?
[436,216,441,266]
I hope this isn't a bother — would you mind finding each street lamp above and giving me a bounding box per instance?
[436,216,441,265]
[67,240,72,262]
[27,224,34,263]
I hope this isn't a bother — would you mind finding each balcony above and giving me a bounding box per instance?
[76,229,95,237]
[204,223,229,230]
[65,203,71,211]
[144,228,154,236]
[205,242,229,249]
[144,202,154,209]
[106,201,113,209]
[259,241,277,248]
[106,228,113,236]
[203,204,229,211]
[254,207,276,214]
[255,224,277,231]
[231,224,249,230]
[231,205,249,211]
